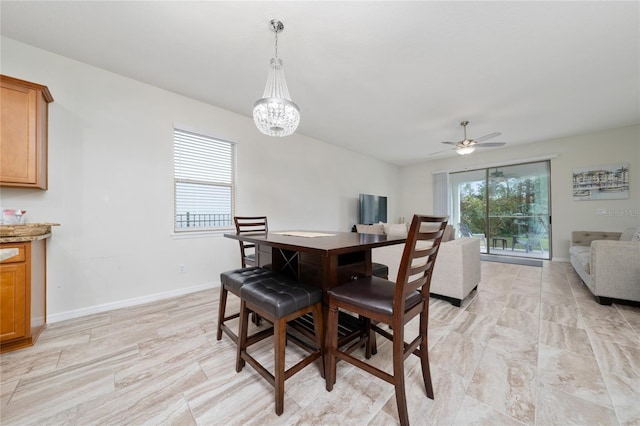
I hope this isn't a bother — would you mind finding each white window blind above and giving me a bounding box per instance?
[174,129,235,231]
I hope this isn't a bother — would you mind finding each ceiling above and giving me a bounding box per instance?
[1,1,638,166]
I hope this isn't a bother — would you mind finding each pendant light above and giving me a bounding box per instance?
[253,19,300,137]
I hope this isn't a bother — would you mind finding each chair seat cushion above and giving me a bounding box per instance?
[220,266,275,294]
[240,274,322,319]
[372,262,389,278]
[327,276,422,317]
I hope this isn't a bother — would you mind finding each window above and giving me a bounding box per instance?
[174,129,235,232]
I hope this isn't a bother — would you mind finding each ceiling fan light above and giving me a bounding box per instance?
[457,146,476,155]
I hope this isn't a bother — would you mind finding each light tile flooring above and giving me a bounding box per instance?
[2,261,639,425]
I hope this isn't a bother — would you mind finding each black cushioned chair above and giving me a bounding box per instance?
[325,214,448,426]
[217,267,274,343]
[216,216,268,343]
[236,270,323,416]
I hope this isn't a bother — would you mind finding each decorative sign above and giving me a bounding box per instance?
[573,163,629,201]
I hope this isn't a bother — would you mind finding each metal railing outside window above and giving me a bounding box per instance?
[175,213,232,228]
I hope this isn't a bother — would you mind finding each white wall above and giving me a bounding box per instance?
[0,38,400,321]
[3,36,637,321]
[399,125,640,261]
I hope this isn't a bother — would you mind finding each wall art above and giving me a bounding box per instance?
[573,163,629,200]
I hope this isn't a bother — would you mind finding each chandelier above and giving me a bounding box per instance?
[253,19,300,137]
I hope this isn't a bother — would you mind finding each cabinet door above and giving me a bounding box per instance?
[0,80,38,185]
[0,263,27,342]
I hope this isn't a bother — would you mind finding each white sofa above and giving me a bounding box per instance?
[569,227,640,305]
[357,223,481,306]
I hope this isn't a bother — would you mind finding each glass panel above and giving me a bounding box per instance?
[450,169,488,253]
[175,182,232,228]
[449,161,551,260]
[487,162,550,259]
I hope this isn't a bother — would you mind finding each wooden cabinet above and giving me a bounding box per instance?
[0,75,53,190]
[0,239,47,353]
[265,247,368,289]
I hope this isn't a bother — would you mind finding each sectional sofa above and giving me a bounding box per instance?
[569,227,640,305]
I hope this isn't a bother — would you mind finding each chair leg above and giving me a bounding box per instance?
[274,317,287,416]
[217,284,228,341]
[392,329,409,426]
[364,317,373,359]
[312,303,325,378]
[251,311,261,326]
[361,316,378,356]
[325,305,339,391]
[371,330,378,356]
[419,310,434,399]
[236,300,249,372]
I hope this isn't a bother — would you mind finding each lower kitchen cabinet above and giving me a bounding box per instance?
[0,238,47,353]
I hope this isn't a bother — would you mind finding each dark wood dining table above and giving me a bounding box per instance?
[224,230,405,295]
[224,230,406,345]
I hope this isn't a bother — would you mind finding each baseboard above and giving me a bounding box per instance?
[47,281,220,324]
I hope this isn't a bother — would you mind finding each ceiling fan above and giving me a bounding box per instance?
[490,167,504,178]
[429,121,506,156]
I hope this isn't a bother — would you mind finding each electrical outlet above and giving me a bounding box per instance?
[179,264,186,273]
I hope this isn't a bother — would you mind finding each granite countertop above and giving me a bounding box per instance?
[0,223,59,244]
[0,233,52,243]
[0,248,19,261]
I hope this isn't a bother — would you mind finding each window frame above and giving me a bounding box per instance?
[172,128,236,236]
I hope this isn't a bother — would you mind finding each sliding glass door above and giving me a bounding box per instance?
[449,161,551,260]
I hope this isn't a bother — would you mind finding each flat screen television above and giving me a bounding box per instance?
[359,194,387,224]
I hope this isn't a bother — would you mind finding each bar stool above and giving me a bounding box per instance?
[217,267,274,343]
[216,216,268,343]
[325,214,448,426]
[236,273,323,416]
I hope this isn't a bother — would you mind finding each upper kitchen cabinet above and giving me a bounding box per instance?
[1,75,53,190]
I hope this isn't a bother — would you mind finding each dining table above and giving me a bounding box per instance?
[224,229,406,346]
[224,230,405,292]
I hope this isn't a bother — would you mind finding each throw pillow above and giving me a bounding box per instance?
[355,223,385,235]
[383,223,409,237]
[620,227,637,241]
[632,227,640,241]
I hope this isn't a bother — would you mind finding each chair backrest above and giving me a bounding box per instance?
[527,221,547,242]
[395,215,448,314]
[234,216,268,267]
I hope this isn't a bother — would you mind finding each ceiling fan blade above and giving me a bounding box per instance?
[440,141,459,146]
[475,132,501,142]
[476,142,507,147]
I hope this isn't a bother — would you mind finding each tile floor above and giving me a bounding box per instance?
[1,261,639,425]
